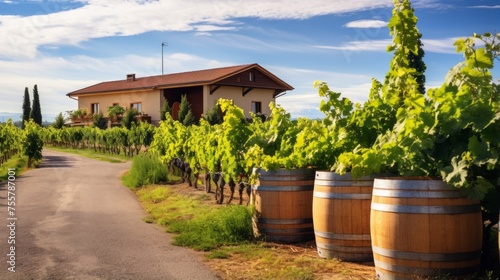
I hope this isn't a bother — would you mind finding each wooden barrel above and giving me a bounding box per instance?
[312,171,374,261]
[371,177,482,279]
[252,168,315,243]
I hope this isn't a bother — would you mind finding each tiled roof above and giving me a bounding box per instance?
[67,63,293,96]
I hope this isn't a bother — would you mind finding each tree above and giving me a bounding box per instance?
[121,108,139,130]
[30,84,42,125]
[23,119,43,168]
[408,33,427,94]
[178,94,195,126]
[53,112,65,129]
[22,87,31,129]
[203,103,223,125]
[93,112,107,129]
[160,97,171,121]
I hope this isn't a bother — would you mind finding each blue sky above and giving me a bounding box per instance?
[0,0,498,123]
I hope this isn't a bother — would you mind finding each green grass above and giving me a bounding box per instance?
[0,155,29,181]
[136,185,254,251]
[169,204,254,251]
[121,153,170,188]
[46,146,130,163]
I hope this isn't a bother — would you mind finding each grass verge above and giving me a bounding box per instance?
[0,155,29,181]
[46,146,130,163]
[122,153,170,188]
[136,185,253,251]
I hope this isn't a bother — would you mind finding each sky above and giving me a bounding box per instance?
[0,0,499,123]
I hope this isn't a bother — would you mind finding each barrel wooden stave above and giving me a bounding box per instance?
[313,171,374,261]
[371,178,482,279]
[252,168,315,243]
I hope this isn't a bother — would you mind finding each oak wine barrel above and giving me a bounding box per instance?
[252,168,315,243]
[313,171,374,261]
[371,177,482,279]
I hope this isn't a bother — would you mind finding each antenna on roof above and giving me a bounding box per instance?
[161,42,168,75]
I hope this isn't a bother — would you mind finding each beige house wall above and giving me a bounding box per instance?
[77,89,162,123]
[204,85,275,117]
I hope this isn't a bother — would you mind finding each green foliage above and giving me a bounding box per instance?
[160,98,171,121]
[30,84,42,126]
[244,102,301,171]
[178,94,195,126]
[203,103,223,125]
[332,0,424,176]
[106,105,125,117]
[22,87,31,129]
[92,112,107,129]
[71,109,82,119]
[169,205,253,251]
[151,113,186,164]
[23,119,43,167]
[53,112,65,129]
[122,152,169,188]
[0,119,23,165]
[408,33,427,94]
[121,108,139,129]
[217,99,252,180]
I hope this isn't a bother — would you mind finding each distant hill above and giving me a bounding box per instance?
[0,112,21,123]
[1,112,57,127]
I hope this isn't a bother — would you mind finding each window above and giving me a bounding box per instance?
[251,101,262,114]
[249,72,255,82]
[131,102,142,113]
[91,103,100,114]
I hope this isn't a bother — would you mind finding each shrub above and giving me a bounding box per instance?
[122,152,168,188]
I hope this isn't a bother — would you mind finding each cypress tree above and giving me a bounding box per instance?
[30,84,42,125]
[53,112,65,129]
[178,94,195,126]
[203,103,223,125]
[160,97,171,121]
[22,87,31,129]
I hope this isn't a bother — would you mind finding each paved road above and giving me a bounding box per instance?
[0,149,220,280]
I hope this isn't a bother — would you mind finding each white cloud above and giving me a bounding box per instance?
[270,66,375,118]
[315,37,464,55]
[315,39,391,52]
[467,5,500,9]
[0,0,399,59]
[421,37,461,54]
[344,19,387,28]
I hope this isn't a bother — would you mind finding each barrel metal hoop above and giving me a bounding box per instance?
[315,230,370,240]
[372,245,481,262]
[258,227,313,234]
[253,217,313,225]
[316,242,372,253]
[252,185,314,191]
[373,189,465,198]
[373,179,453,191]
[314,191,372,200]
[371,202,480,214]
[314,180,374,187]
[374,260,479,277]
[258,176,315,181]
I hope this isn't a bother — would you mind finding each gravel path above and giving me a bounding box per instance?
[0,149,220,280]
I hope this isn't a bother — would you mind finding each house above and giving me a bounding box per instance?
[66,63,294,125]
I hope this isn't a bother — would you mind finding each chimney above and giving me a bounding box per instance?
[126,74,136,82]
